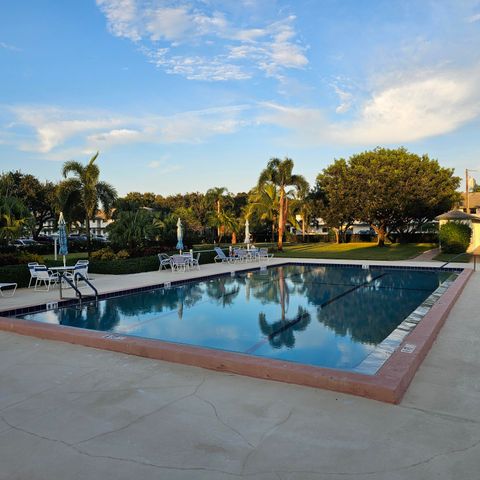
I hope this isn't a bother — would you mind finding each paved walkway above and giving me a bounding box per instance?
[0,259,479,479]
[413,247,441,261]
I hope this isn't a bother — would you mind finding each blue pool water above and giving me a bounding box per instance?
[18,265,456,371]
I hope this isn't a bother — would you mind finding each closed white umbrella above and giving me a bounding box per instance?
[58,212,68,267]
[176,217,184,253]
[244,219,250,248]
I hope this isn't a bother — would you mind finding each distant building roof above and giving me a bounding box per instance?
[436,210,480,221]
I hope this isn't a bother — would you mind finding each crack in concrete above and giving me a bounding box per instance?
[195,393,257,449]
[263,437,480,477]
[0,368,98,414]
[241,408,293,475]
[399,403,480,425]
[75,375,207,446]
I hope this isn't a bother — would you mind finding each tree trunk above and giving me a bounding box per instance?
[86,216,91,256]
[372,225,386,247]
[231,232,237,244]
[334,228,340,244]
[271,223,275,243]
[278,191,285,251]
[216,200,221,240]
[302,213,305,242]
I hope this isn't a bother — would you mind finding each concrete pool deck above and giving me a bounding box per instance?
[0,258,479,478]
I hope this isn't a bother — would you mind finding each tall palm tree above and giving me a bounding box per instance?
[257,158,308,250]
[0,196,30,243]
[58,152,117,252]
[205,187,231,242]
[292,181,312,242]
[248,183,279,242]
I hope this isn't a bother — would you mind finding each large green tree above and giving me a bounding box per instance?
[58,152,117,252]
[257,158,308,251]
[0,171,57,238]
[315,159,359,243]
[324,147,460,246]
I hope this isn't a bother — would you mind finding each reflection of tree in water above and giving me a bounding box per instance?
[57,301,121,332]
[111,282,205,319]
[58,282,206,329]
[205,276,240,307]
[259,306,311,349]
[251,266,311,349]
[299,269,444,345]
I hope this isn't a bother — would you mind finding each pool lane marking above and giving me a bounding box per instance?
[244,272,388,355]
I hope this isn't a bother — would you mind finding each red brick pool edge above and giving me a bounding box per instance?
[0,268,472,404]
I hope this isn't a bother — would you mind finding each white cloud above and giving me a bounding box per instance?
[466,13,480,23]
[0,41,21,51]
[148,157,182,174]
[96,0,308,81]
[3,104,252,158]
[260,67,480,145]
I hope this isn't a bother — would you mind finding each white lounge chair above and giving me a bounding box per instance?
[214,247,235,263]
[0,282,17,297]
[158,253,171,270]
[34,265,59,291]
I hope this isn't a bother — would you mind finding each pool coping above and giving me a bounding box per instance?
[0,263,472,404]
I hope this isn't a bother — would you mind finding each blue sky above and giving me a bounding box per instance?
[1,0,480,195]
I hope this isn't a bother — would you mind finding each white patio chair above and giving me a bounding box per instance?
[233,248,249,263]
[75,260,89,279]
[158,253,171,270]
[65,263,89,285]
[190,252,201,270]
[258,248,274,260]
[0,282,17,297]
[170,255,190,272]
[27,262,40,288]
[34,265,59,291]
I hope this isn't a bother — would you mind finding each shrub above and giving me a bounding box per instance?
[18,252,45,264]
[116,249,130,259]
[0,252,44,267]
[439,222,472,254]
[0,264,31,288]
[89,256,158,275]
[90,247,117,261]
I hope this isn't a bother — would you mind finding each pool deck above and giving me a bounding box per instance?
[0,258,479,479]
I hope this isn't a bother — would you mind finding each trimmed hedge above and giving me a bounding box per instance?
[0,264,31,288]
[439,222,472,254]
[89,256,159,275]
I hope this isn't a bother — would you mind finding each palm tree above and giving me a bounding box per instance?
[292,181,312,242]
[248,183,279,242]
[58,152,117,252]
[257,158,308,250]
[0,197,31,243]
[205,187,231,242]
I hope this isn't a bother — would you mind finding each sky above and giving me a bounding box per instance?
[1,0,480,196]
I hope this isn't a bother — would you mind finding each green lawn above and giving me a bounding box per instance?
[433,252,472,263]
[274,242,437,261]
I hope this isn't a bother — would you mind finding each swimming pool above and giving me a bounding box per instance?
[16,264,457,373]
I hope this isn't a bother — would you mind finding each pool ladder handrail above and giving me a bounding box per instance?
[60,272,98,306]
[438,252,471,270]
[74,272,99,304]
